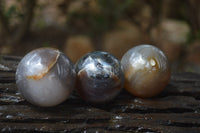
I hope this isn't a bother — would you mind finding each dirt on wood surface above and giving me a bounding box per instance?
[0,55,200,133]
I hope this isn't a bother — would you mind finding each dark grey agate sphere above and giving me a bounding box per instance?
[75,51,124,103]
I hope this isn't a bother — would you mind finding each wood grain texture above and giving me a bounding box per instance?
[0,55,200,133]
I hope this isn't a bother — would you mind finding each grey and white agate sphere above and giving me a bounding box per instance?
[121,44,171,98]
[16,48,76,107]
[75,51,124,103]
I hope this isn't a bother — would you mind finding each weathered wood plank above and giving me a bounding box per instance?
[1,92,200,113]
[1,119,200,133]
[0,72,15,83]
[0,104,199,123]
[0,55,200,133]
[0,55,21,72]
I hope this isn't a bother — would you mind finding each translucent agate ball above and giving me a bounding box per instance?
[121,45,171,98]
[16,48,76,107]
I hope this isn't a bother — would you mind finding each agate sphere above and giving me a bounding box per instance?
[121,44,171,98]
[16,48,76,107]
[75,51,124,103]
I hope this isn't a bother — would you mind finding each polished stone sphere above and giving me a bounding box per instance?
[121,44,171,98]
[16,48,76,107]
[75,51,124,103]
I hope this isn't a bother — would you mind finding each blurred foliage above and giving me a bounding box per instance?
[67,0,134,36]
[2,0,25,28]
[0,0,199,40]
[5,5,17,18]
[65,0,199,41]
[0,0,199,55]
[0,0,36,48]
[187,30,200,44]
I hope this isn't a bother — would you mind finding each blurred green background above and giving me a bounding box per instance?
[0,0,200,73]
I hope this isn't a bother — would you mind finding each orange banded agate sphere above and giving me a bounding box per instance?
[121,44,171,98]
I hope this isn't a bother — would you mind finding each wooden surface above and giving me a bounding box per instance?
[0,55,200,133]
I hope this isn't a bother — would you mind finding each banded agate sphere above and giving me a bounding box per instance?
[121,45,171,98]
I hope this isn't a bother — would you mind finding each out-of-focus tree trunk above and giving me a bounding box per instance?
[0,0,37,54]
[187,0,200,37]
[159,0,171,21]
[0,0,10,38]
[8,0,36,46]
